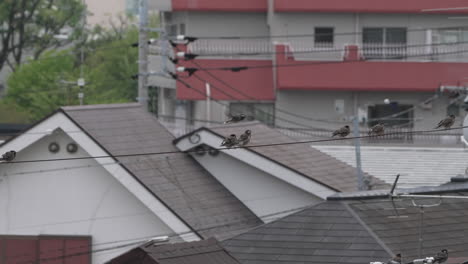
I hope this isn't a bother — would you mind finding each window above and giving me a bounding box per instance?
[432,28,468,44]
[362,27,407,59]
[367,103,413,128]
[179,24,186,36]
[229,103,275,126]
[314,27,334,47]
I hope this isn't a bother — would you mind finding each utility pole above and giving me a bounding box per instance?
[352,116,365,190]
[78,0,86,105]
[138,0,149,110]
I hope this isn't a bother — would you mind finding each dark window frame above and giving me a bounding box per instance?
[314,27,334,48]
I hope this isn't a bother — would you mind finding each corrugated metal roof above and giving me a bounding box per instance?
[62,103,261,239]
[313,145,468,188]
[208,122,388,192]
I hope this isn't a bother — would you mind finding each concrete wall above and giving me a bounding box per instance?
[190,151,321,222]
[271,13,468,61]
[275,90,454,131]
[185,12,269,37]
[0,131,174,263]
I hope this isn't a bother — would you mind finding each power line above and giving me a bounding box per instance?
[169,26,468,40]
[176,48,468,73]
[188,59,345,125]
[6,203,315,264]
[185,39,468,57]
[2,125,466,165]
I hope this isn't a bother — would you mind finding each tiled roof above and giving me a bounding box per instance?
[313,145,468,188]
[223,201,392,264]
[62,103,261,239]
[209,122,388,192]
[349,196,468,261]
[108,238,241,264]
[145,238,241,264]
[224,195,468,264]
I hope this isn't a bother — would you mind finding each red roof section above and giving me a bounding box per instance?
[275,0,468,13]
[0,235,91,264]
[172,0,267,12]
[176,59,275,101]
[275,45,468,92]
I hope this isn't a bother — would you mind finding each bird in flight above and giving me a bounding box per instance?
[332,125,350,138]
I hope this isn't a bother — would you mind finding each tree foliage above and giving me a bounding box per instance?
[4,24,139,121]
[0,0,85,72]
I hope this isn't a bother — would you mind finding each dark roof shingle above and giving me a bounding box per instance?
[223,201,391,264]
[224,194,468,264]
[108,238,241,264]
[62,103,261,239]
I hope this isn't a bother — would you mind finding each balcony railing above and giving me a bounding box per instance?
[188,39,468,62]
[360,42,468,61]
[188,39,274,56]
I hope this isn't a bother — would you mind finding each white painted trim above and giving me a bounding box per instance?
[0,111,199,242]
[175,130,336,199]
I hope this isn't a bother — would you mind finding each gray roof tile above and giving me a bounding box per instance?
[223,201,391,264]
[62,103,261,239]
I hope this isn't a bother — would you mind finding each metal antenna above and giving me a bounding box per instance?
[387,174,408,218]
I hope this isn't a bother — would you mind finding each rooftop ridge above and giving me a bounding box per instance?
[61,103,141,111]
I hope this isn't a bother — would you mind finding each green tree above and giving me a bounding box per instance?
[0,100,31,123]
[0,0,85,72]
[5,23,140,121]
[5,50,76,120]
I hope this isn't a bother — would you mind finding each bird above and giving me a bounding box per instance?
[1,150,16,162]
[224,113,246,124]
[435,115,455,129]
[433,249,448,264]
[387,253,402,264]
[237,130,251,146]
[332,125,350,137]
[368,123,385,136]
[221,134,238,148]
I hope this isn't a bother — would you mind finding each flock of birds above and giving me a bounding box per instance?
[220,113,252,148]
[382,249,448,264]
[220,113,457,148]
[331,114,456,138]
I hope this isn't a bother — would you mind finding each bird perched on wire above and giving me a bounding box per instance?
[237,130,251,146]
[368,123,385,136]
[435,115,455,129]
[221,134,238,148]
[332,125,350,138]
[1,150,16,162]
[224,113,246,124]
[387,253,402,264]
[433,249,448,264]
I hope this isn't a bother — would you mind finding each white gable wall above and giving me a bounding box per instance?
[0,130,174,263]
[191,151,322,222]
